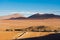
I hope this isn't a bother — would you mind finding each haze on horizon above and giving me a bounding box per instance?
[0,0,60,17]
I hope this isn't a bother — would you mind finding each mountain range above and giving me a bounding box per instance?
[28,13,60,19]
[0,13,60,20]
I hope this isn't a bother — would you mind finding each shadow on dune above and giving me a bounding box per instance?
[15,33,60,40]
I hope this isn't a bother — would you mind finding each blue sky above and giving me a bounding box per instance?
[0,0,60,17]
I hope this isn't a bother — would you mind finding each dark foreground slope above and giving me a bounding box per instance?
[15,33,60,40]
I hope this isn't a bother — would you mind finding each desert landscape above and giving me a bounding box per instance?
[0,13,60,40]
[0,0,60,40]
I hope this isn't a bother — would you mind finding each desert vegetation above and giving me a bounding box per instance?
[5,26,60,33]
[6,29,13,31]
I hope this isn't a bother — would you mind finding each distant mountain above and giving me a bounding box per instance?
[0,13,26,20]
[0,13,60,20]
[28,13,60,19]
[9,17,27,20]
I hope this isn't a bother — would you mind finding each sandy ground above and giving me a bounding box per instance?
[0,31,20,40]
[0,19,60,40]
[0,19,60,30]
[0,31,55,40]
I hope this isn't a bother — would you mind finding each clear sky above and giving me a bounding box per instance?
[0,0,60,17]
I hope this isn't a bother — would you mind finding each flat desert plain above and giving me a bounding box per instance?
[0,19,60,30]
[0,19,60,40]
